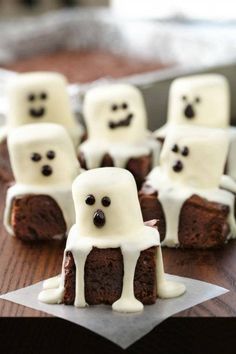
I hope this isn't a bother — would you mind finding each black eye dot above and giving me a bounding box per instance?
[46,150,56,160]
[111,104,118,111]
[28,93,35,102]
[31,152,41,162]
[101,196,111,207]
[182,95,187,101]
[171,144,179,153]
[195,96,201,103]
[85,194,95,205]
[181,146,189,156]
[122,102,128,110]
[40,92,47,100]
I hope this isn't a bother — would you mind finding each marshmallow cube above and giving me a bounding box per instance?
[8,123,79,186]
[167,74,230,128]
[83,84,147,143]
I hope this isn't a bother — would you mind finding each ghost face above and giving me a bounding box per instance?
[160,127,228,189]
[180,95,201,120]
[29,148,57,178]
[170,143,189,173]
[8,124,79,186]
[84,84,147,144]
[167,75,230,129]
[72,168,144,238]
[26,91,48,119]
[7,72,75,130]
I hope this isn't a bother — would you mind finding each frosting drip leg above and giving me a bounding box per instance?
[160,193,185,247]
[112,249,143,313]
[156,247,186,298]
[74,250,90,308]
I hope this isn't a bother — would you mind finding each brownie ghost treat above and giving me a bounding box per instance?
[139,126,236,248]
[4,123,80,241]
[38,168,185,313]
[154,74,236,181]
[78,84,160,189]
[0,72,84,182]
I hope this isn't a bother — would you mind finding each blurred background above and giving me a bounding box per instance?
[0,0,236,128]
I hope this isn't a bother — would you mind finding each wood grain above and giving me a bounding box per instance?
[0,181,235,317]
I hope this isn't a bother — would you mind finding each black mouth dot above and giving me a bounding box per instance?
[108,113,133,129]
[93,209,106,228]
[29,107,45,119]
[172,160,183,173]
[184,104,195,119]
[41,165,53,177]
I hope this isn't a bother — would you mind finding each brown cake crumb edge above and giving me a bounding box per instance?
[11,194,67,241]
[139,184,230,249]
[63,246,158,306]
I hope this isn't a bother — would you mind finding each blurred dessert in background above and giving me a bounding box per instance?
[3,50,171,84]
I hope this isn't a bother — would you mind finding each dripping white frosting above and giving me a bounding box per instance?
[146,167,236,247]
[79,83,160,170]
[38,168,185,312]
[39,225,186,312]
[79,138,160,170]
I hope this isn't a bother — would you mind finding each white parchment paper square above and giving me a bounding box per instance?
[0,274,228,349]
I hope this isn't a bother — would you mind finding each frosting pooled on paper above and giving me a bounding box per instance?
[4,72,83,146]
[79,84,160,169]
[4,123,80,236]
[39,168,185,313]
[147,126,236,247]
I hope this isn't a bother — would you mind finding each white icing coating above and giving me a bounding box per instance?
[4,123,80,236]
[6,72,83,146]
[146,126,236,247]
[38,168,185,312]
[80,84,160,169]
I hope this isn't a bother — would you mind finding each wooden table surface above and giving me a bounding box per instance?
[0,181,236,353]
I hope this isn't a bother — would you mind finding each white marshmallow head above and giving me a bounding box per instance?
[83,84,147,143]
[8,123,79,186]
[7,72,76,131]
[72,167,144,238]
[167,74,230,128]
[160,126,229,189]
